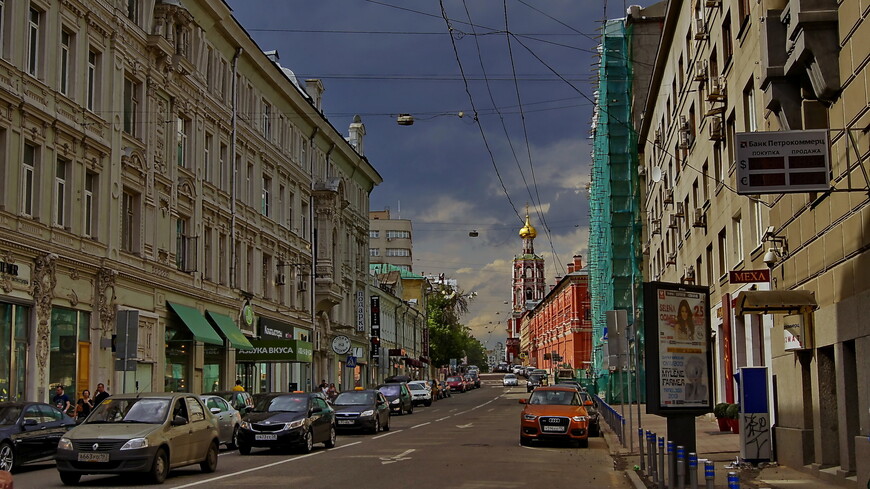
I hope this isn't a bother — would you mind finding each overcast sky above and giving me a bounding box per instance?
[226,0,632,350]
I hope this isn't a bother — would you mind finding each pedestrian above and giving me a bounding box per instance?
[319,379,328,394]
[233,379,245,392]
[326,383,338,403]
[93,382,110,406]
[75,389,94,421]
[53,385,72,416]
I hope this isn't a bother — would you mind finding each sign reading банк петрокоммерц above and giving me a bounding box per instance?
[735,130,830,195]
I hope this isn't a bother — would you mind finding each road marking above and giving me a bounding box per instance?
[380,448,415,465]
[436,416,451,422]
[410,422,431,429]
[456,423,473,429]
[170,451,322,488]
[372,429,402,439]
[328,441,362,450]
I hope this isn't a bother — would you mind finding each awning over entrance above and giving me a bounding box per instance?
[167,302,224,345]
[403,357,423,368]
[734,290,818,315]
[205,311,254,351]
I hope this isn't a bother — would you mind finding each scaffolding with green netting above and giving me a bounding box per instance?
[588,19,645,403]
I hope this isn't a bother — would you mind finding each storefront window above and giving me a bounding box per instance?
[165,325,192,392]
[49,307,89,399]
[203,345,224,392]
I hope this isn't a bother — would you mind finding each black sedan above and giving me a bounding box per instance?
[0,402,76,472]
[377,383,413,415]
[332,389,391,434]
[237,393,336,454]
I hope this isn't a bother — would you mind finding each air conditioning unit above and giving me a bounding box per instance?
[654,128,662,145]
[680,115,690,132]
[692,208,707,228]
[275,273,286,286]
[705,0,721,7]
[705,99,725,117]
[666,252,677,265]
[668,215,679,229]
[675,202,685,218]
[708,116,724,140]
[663,188,674,205]
[678,130,691,149]
[651,219,662,235]
[693,60,708,82]
[706,75,725,101]
[694,17,708,40]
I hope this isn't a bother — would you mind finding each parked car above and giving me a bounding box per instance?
[578,391,601,437]
[468,372,481,389]
[463,375,477,389]
[503,373,519,386]
[527,373,548,392]
[439,381,452,398]
[446,376,466,393]
[377,383,413,415]
[237,392,336,455]
[0,402,76,473]
[55,393,220,485]
[206,390,254,413]
[518,386,590,448]
[200,394,242,449]
[332,389,391,433]
[555,380,583,392]
[407,382,433,407]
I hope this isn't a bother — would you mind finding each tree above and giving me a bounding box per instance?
[427,284,477,367]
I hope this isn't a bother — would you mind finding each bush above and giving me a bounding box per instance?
[714,402,730,418]
[725,403,740,419]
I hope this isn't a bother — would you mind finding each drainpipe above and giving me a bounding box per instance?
[308,126,318,388]
[230,47,242,289]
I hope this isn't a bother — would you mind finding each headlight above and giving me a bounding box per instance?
[391,399,399,405]
[523,414,537,421]
[241,421,251,430]
[572,416,587,422]
[285,419,304,430]
[360,410,375,417]
[57,438,73,451]
[121,438,149,450]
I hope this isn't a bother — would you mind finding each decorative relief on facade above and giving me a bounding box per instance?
[67,289,79,307]
[30,254,57,378]
[95,267,117,336]
[0,250,13,293]
[139,316,156,362]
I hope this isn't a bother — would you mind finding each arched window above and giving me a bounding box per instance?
[525,267,532,278]
[525,288,532,300]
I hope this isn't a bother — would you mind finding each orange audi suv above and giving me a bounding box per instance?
[518,386,590,447]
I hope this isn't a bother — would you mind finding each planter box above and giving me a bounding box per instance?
[716,417,730,432]
[727,418,740,434]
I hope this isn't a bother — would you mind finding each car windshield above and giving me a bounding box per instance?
[86,398,170,424]
[253,395,307,412]
[0,406,22,425]
[446,377,461,382]
[333,392,374,406]
[408,384,425,391]
[505,374,516,379]
[529,390,577,406]
[378,385,401,396]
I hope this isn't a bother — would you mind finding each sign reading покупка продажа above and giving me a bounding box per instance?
[735,130,830,195]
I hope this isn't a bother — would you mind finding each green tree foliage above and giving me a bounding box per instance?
[427,285,484,368]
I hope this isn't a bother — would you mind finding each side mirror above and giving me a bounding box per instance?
[171,415,189,426]
[210,407,221,414]
[584,400,593,406]
[518,399,527,404]
[23,419,38,427]
[311,407,323,414]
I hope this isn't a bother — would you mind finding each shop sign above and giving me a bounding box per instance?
[783,313,810,351]
[356,291,365,333]
[236,339,313,363]
[729,269,770,284]
[0,255,30,288]
[260,317,294,340]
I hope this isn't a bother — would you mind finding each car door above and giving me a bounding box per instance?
[310,398,331,441]
[204,397,228,443]
[37,404,70,460]
[377,393,389,425]
[185,397,214,461]
[14,405,46,463]
[167,398,192,466]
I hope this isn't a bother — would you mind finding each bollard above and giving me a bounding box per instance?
[658,437,666,489]
[688,452,698,489]
[639,428,646,471]
[727,471,739,489]
[704,459,715,489]
[621,417,626,446]
[667,441,676,489]
[647,431,656,480]
[676,445,686,489]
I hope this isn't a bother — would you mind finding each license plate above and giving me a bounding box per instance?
[337,420,355,425]
[255,434,278,441]
[542,426,565,432]
[77,452,109,462]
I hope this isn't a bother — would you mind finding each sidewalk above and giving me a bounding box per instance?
[601,404,855,489]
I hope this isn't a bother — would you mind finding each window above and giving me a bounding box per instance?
[203,227,212,281]
[84,172,96,237]
[176,116,189,168]
[26,6,41,76]
[750,199,764,247]
[22,143,37,217]
[123,77,140,136]
[261,175,271,217]
[203,133,212,183]
[743,81,757,132]
[369,230,379,239]
[701,161,709,202]
[732,213,744,264]
[218,232,227,285]
[127,0,139,25]
[247,163,254,205]
[87,48,99,111]
[386,248,410,257]
[54,158,69,227]
[59,30,71,95]
[717,228,727,278]
[0,1,5,58]
[263,101,272,140]
[219,143,228,191]
[722,15,733,66]
[176,217,196,272]
[262,254,272,299]
[121,189,139,253]
[385,230,410,239]
[369,248,379,257]
[713,143,723,187]
[706,245,714,285]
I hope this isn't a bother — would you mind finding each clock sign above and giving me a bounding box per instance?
[331,335,351,355]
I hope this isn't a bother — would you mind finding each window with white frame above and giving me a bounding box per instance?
[203,226,212,281]
[87,48,99,111]
[203,133,212,183]
[743,81,757,132]
[22,143,37,217]
[369,230,379,239]
[385,230,410,239]
[121,189,139,253]
[176,116,189,168]
[53,158,69,227]
[731,213,744,264]
[369,248,379,257]
[176,216,196,272]
[84,172,96,238]
[123,76,140,137]
[386,248,410,257]
[263,100,272,140]
[750,199,764,247]
[59,30,72,95]
[261,175,271,217]
[717,228,727,278]
[219,143,228,191]
[26,6,41,76]
[127,0,139,25]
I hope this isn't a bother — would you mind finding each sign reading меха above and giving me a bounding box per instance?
[644,281,713,416]
[735,130,830,195]
[236,339,313,363]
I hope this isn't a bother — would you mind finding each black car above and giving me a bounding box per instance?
[527,373,547,392]
[579,391,601,437]
[377,383,413,415]
[206,390,254,413]
[0,402,76,472]
[332,389,391,433]
[237,393,336,454]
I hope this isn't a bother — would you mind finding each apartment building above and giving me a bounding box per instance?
[368,209,413,272]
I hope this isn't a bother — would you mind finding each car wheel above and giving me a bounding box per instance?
[371,416,380,434]
[0,441,17,472]
[149,448,169,484]
[200,441,218,473]
[299,429,314,453]
[227,426,240,450]
[238,443,251,455]
[425,400,432,407]
[59,471,82,485]
[324,426,337,448]
[519,436,530,446]
[577,438,589,448]
[589,423,599,437]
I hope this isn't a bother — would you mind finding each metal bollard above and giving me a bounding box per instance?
[727,471,739,489]
[647,431,656,480]
[639,428,646,471]
[667,441,676,489]
[704,459,715,489]
[688,452,698,489]
[621,417,626,446]
[676,445,686,489]
[658,437,666,489]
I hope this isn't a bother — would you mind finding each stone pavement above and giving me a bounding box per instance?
[600,404,856,489]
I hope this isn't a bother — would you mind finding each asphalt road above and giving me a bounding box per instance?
[13,374,632,489]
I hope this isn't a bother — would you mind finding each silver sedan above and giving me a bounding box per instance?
[200,394,241,450]
[503,374,519,386]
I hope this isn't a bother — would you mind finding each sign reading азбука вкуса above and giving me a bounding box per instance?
[236,339,313,363]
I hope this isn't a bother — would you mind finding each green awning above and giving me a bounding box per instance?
[206,311,254,351]
[167,302,224,346]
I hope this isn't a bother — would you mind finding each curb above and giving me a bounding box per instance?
[625,469,647,489]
